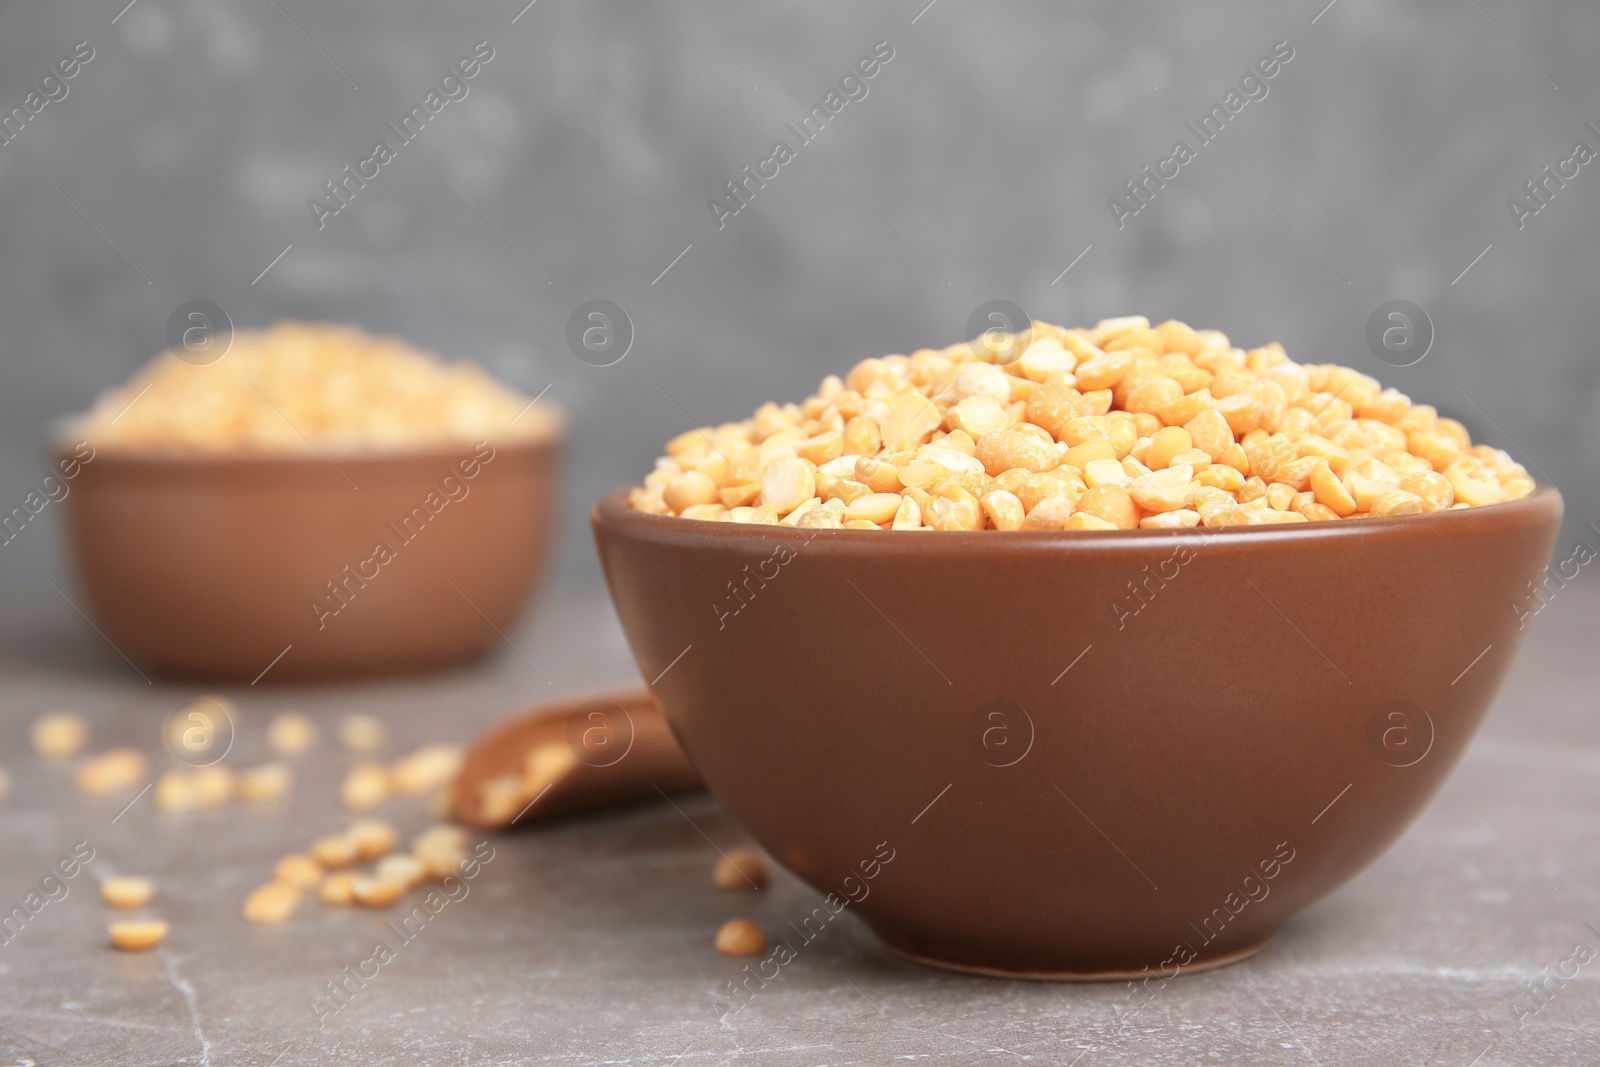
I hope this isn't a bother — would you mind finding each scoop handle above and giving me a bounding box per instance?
[452,687,702,829]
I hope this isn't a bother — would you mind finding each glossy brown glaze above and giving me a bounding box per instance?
[453,687,703,829]
[593,487,1562,978]
[60,437,558,681]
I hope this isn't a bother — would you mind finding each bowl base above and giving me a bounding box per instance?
[873,932,1274,982]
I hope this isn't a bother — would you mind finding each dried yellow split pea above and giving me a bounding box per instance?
[413,824,468,853]
[31,711,89,758]
[340,763,391,812]
[274,854,324,891]
[712,848,770,891]
[310,833,358,868]
[242,883,299,924]
[352,877,404,909]
[374,854,425,890]
[102,876,155,909]
[523,743,579,799]
[238,762,293,803]
[190,764,234,808]
[347,818,398,862]
[154,770,198,812]
[390,744,463,795]
[74,749,149,797]
[319,873,358,906]
[715,919,767,956]
[155,765,233,812]
[338,715,387,754]
[109,919,169,952]
[267,711,317,756]
[476,775,524,825]
[412,825,468,880]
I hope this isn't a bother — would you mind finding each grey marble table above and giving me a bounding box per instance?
[0,584,1595,1067]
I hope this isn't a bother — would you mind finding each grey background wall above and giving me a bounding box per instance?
[1,0,1596,607]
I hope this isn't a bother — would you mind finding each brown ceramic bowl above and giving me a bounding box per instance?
[59,435,559,681]
[594,487,1562,979]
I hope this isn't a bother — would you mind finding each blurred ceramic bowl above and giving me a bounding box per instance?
[58,434,559,681]
[593,486,1561,978]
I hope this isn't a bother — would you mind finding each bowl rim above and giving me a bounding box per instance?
[593,484,1564,550]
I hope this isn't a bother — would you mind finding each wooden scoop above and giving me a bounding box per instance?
[451,687,702,830]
